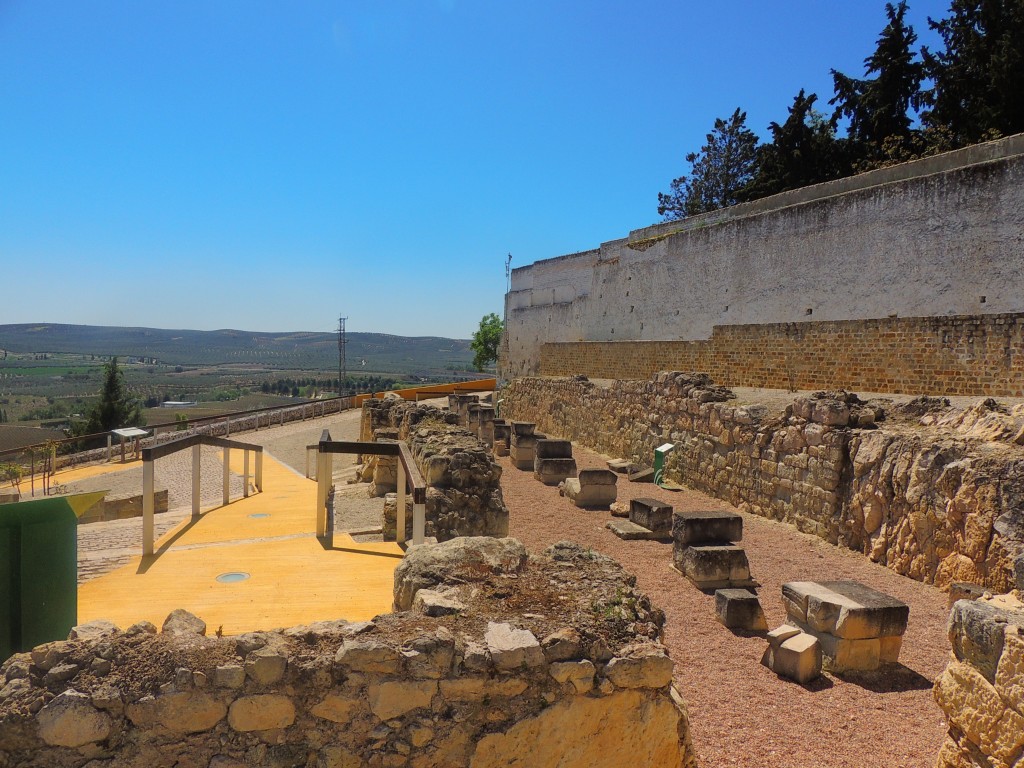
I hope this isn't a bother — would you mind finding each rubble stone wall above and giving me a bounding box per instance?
[0,539,695,768]
[503,375,1024,591]
[359,400,509,541]
[538,313,1024,397]
[934,596,1024,767]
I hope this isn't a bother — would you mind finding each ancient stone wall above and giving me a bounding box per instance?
[359,400,509,541]
[503,134,1024,381]
[934,594,1024,766]
[538,313,1024,397]
[0,538,695,768]
[503,374,1024,591]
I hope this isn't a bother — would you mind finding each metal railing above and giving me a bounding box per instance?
[140,434,264,556]
[314,430,427,547]
[0,377,496,498]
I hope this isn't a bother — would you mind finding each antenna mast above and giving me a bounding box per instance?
[337,315,348,397]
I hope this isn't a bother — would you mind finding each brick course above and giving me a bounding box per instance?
[539,313,1024,397]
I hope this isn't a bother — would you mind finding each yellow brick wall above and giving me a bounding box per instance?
[539,314,1024,396]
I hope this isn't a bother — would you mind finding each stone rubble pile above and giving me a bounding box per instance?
[0,537,696,768]
[359,399,508,542]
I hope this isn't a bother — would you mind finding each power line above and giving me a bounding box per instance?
[338,315,347,397]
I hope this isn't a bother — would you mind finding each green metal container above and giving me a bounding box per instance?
[653,443,676,488]
[0,497,79,662]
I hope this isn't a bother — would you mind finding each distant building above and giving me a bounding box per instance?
[161,401,198,408]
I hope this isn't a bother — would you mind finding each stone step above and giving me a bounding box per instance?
[606,519,671,542]
[628,467,655,483]
[629,498,673,535]
[606,459,635,474]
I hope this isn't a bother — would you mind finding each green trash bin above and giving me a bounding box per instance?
[0,497,80,661]
[653,443,676,488]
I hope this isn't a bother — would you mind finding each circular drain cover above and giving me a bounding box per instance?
[248,513,270,519]
[216,572,251,583]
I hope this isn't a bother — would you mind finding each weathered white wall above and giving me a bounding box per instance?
[503,135,1024,378]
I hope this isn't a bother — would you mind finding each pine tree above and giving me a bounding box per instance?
[830,1,924,165]
[922,0,1024,145]
[657,109,760,220]
[741,91,850,201]
[80,357,144,434]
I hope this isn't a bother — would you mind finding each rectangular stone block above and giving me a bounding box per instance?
[674,545,752,590]
[534,457,577,485]
[630,498,673,535]
[510,432,539,470]
[767,625,801,649]
[672,510,743,547]
[535,439,573,459]
[564,477,617,509]
[628,467,655,483]
[879,634,903,664]
[606,519,669,541]
[577,469,617,486]
[607,459,635,474]
[715,589,768,631]
[784,581,909,640]
[786,620,882,672]
[763,632,822,684]
[510,421,536,437]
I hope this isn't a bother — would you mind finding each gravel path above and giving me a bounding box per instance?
[499,443,951,768]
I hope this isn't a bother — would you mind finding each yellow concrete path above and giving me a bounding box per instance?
[52,458,142,484]
[78,451,403,634]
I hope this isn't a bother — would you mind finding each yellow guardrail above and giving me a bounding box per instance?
[352,378,496,406]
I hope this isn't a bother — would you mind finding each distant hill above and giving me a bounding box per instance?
[0,323,475,375]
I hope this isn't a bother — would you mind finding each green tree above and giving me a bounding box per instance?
[830,1,925,166]
[921,0,1024,146]
[657,108,760,220]
[1,463,22,493]
[470,313,503,372]
[741,90,850,201]
[80,357,144,434]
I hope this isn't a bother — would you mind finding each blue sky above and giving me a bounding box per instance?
[0,1,949,338]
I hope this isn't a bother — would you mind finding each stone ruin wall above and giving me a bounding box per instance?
[358,398,509,541]
[0,538,694,768]
[503,374,1024,592]
[934,594,1024,767]
[538,313,1024,397]
[503,134,1024,385]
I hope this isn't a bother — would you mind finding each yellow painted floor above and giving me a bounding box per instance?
[78,451,403,634]
[52,457,142,484]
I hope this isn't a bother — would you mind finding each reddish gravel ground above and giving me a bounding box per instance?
[499,445,952,768]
